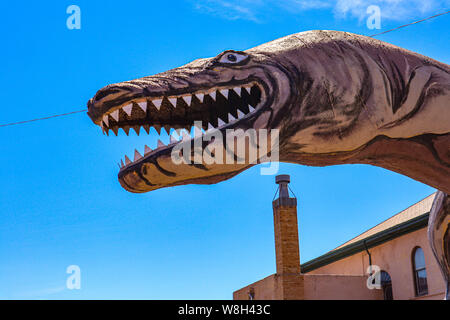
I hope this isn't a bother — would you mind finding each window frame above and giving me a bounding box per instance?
[412,246,429,297]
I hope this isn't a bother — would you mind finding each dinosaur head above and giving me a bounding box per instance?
[88,30,450,194]
[87,48,293,193]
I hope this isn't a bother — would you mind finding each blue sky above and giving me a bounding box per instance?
[0,1,448,299]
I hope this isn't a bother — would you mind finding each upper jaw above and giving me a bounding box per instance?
[87,77,268,171]
[99,81,261,129]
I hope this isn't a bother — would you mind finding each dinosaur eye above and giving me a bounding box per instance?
[227,54,237,62]
[218,52,248,64]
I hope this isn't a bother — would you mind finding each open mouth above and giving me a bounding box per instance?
[97,81,264,170]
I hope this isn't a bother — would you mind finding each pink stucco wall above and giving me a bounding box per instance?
[307,227,446,300]
[233,274,278,300]
[303,274,383,300]
[233,273,383,300]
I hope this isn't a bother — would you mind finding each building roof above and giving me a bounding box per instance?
[301,193,436,273]
[332,193,436,251]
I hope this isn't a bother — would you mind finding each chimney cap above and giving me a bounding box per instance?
[273,174,297,208]
[275,174,290,184]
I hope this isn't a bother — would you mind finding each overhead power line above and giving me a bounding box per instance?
[1,9,449,129]
[369,10,450,37]
[0,109,87,128]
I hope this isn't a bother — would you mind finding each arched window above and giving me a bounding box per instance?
[412,247,428,296]
[380,271,393,300]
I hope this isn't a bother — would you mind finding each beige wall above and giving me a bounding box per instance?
[234,274,382,300]
[303,274,383,300]
[233,274,303,300]
[234,275,278,300]
[308,227,446,300]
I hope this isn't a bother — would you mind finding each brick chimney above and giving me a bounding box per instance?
[232,175,304,300]
[272,175,301,274]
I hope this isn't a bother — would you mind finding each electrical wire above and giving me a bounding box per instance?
[0,109,87,128]
[368,10,450,37]
[1,9,449,129]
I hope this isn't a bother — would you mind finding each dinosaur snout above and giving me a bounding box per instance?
[87,83,144,124]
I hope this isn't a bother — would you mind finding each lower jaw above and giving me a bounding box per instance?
[118,150,254,193]
[117,120,282,193]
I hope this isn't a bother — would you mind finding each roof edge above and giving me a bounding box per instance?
[330,193,436,251]
[301,212,430,273]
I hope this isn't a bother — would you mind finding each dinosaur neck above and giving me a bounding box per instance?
[280,133,450,194]
[273,31,450,193]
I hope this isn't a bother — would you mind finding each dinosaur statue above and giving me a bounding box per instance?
[87,30,450,299]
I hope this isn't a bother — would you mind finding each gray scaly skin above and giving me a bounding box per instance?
[87,30,450,298]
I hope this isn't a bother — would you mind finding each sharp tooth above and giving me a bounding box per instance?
[120,159,125,168]
[122,126,130,135]
[237,109,245,119]
[111,127,119,136]
[171,130,180,139]
[157,139,165,148]
[110,110,119,122]
[152,99,162,110]
[137,101,147,113]
[144,145,152,155]
[170,135,178,144]
[234,87,241,96]
[134,149,143,161]
[248,105,255,112]
[244,86,251,94]
[132,126,140,135]
[181,130,190,140]
[228,113,236,122]
[182,95,192,106]
[168,97,177,108]
[103,115,109,127]
[143,125,150,134]
[207,122,214,131]
[195,93,204,103]
[122,104,133,116]
[124,155,132,165]
[209,91,216,101]
[220,89,229,99]
[218,118,225,127]
[161,127,168,136]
